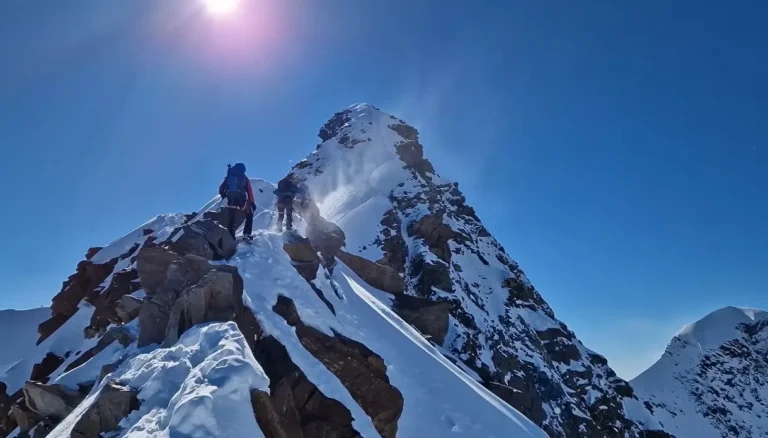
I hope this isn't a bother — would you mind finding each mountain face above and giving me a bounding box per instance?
[632,307,768,438]
[0,103,670,438]
[287,104,668,437]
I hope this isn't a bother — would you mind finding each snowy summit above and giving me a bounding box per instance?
[0,104,672,438]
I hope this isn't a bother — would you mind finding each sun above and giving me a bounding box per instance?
[202,0,241,15]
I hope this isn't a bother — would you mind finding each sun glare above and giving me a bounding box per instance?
[202,0,241,15]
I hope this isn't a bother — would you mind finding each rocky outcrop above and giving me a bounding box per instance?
[306,218,345,266]
[115,295,143,324]
[392,295,452,345]
[65,327,136,374]
[22,382,83,422]
[282,237,320,282]
[164,267,245,346]
[169,219,236,261]
[251,335,360,438]
[337,251,404,295]
[71,383,139,438]
[204,208,244,232]
[87,268,141,335]
[273,296,404,438]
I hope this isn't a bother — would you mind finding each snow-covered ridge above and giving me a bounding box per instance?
[633,306,768,438]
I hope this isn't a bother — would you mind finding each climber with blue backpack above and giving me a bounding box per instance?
[218,163,256,240]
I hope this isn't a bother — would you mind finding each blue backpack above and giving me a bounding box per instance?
[225,163,247,203]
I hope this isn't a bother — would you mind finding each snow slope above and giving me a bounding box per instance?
[633,306,768,438]
[0,308,50,381]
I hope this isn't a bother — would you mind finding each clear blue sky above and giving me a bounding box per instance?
[1,0,766,380]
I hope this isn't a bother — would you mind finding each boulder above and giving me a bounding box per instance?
[9,403,39,433]
[337,251,404,294]
[71,383,139,438]
[250,390,298,438]
[115,295,143,324]
[392,295,452,345]
[136,246,179,296]
[138,254,214,347]
[89,268,141,332]
[164,268,244,346]
[23,382,82,421]
[306,218,346,265]
[283,236,320,282]
[29,353,65,384]
[169,219,236,261]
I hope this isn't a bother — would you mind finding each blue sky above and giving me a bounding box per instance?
[1,0,766,380]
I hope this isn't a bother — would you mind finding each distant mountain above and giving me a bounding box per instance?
[632,306,768,437]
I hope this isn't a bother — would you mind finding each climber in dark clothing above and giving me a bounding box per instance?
[219,163,256,240]
[273,176,300,232]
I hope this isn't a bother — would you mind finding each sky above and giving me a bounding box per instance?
[0,0,766,380]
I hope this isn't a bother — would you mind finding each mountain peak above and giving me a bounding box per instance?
[674,306,767,351]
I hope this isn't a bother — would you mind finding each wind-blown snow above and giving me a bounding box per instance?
[674,306,766,351]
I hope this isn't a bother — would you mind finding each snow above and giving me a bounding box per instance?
[48,322,268,438]
[91,214,187,264]
[228,231,546,438]
[674,306,766,351]
[0,308,50,378]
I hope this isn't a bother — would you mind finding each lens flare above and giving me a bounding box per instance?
[202,0,241,15]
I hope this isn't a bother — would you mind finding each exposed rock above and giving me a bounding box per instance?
[138,253,214,347]
[411,255,453,297]
[250,390,298,438]
[23,382,82,421]
[204,208,245,232]
[9,402,39,434]
[406,214,456,264]
[38,257,118,344]
[88,268,141,332]
[337,251,404,295]
[486,381,547,426]
[392,295,452,345]
[306,218,346,266]
[115,295,143,324]
[84,247,102,261]
[71,383,139,438]
[374,210,408,274]
[29,353,65,385]
[282,236,320,282]
[136,246,179,296]
[65,327,136,374]
[251,336,360,438]
[169,219,236,261]
[164,268,244,346]
[273,296,403,438]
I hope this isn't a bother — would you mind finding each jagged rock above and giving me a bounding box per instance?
[273,296,403,438]
[138,254,214,347]
[406,214,456,264]
[71,383,139,438]
[251,336,360,438]
[84,247,102,261]
[38,258,118,344]
[136,246,179,296]
[250,390,299,438]
[115,295,143,324]
[29,353,65,385]
[306,218,346,266]
[337,251,404,295]
[9,402,40,433]
[66,326,136,374]
[89,268,141,332]
[23,382,82,421]
[204,208,245,232]
[411,255,453,297]
[375,210,408,273]
[169,219,236,261]
[164,268,244,346]
[282,236,320,281]
[486,381,546,426]
[392,295,452,345]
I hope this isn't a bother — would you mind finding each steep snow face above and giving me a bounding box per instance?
[0,308,50,381]
[633,306,768,438]
[289,104,667,437]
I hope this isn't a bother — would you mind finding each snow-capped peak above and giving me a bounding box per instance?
[674,306,768,351]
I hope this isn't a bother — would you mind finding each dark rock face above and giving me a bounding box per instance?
[65,327,136,374]
[306,219,346,266]
[251,336,361,438]
[283,237,320,282]
[169,219,236,261]
[337,251,404,295]
[136,246,179,296]
[29,353,65,384]
[88,268,141,335]
[23,382,83,421]
[288,107,666,437]
[71,383,139,438]
[115,295,143,324]
[392,295,452,345]
[272,296,404,438]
